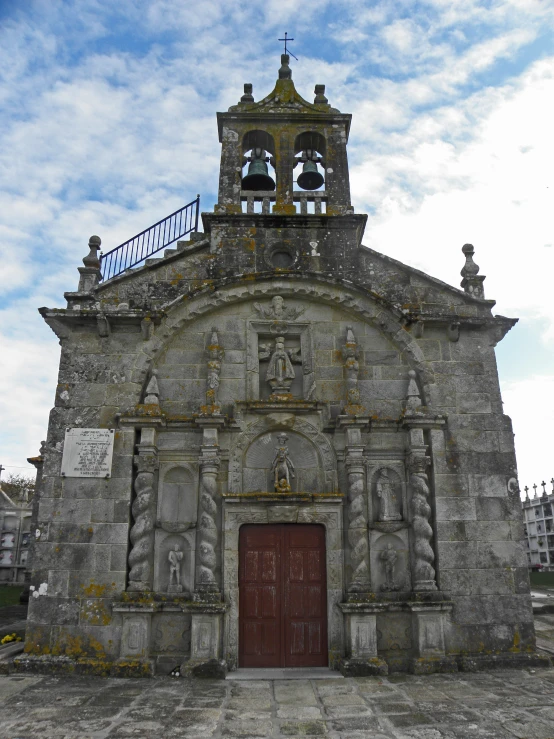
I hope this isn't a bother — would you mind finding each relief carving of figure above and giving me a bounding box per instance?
[254,295,305,322]
[271,433,296,492]
[260,336,302,398]
[380,543,400,592]
[168,544,184,593]
[376,469,402,522]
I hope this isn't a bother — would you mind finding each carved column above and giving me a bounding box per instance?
[343,424,370,595]
[407,428,437,592]
[197,450,220,594]
[128,426,159,592]
[194,418,225,600]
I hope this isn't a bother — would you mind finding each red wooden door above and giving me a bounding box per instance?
[239,524,327,668]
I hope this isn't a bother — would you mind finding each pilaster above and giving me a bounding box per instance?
[127,425,160,592]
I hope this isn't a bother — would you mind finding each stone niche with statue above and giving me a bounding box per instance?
[22,55,544,680]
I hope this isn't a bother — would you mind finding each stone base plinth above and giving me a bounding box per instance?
[11,654,154,678]
[181,658,227,679]
[458,652,552,672]
[339,657,388,677]
[411,655,458,674]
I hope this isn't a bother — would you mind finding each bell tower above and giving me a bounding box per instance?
[205,55,366,280]
[215,54,354,217]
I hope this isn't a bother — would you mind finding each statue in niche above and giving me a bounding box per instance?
[271,433,296,492]
[380,543,400,592]
[259,336,302,398]
[254,295,305,322]
[168,545,184,593]
[376,469,402,522]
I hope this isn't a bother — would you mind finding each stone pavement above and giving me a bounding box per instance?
[2,668,554,739]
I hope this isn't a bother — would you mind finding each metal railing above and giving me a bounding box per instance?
[100,195,200,282]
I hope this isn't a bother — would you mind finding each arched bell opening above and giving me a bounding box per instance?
[294,131,326,192]
[241,130,276,193]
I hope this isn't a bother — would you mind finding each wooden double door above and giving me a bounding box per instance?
[239,524,328,668]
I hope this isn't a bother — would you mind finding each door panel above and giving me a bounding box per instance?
[239,524,327,668]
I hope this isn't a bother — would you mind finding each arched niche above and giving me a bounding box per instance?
[294,131,326,192]
[157,465,197,529]
[229,417,338,494]
[371,467,404,523]
[243,430,321,494]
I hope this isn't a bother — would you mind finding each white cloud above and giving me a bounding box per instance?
[0,0,552,486]
[501,375,554,492]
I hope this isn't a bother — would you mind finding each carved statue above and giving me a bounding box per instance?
[376,469,402,521]
[380,543,400,592]
[271,433,295,492]
[254,295,305,322]
[168,544,184,592]
[261,336,302,397]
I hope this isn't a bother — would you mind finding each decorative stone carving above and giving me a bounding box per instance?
[253,295,305,323]
[196,449,220,595]
[261,336,302,399]
[345,450,370,593]
[144,369,159,405]
[136,281,435,407]
[243,430,319,493]
[407,451,437,591]
[342,326,364,413]
[405,370,421,413]
[379,543,400,592]
[229,417,337,494]
[168,545,184,593]
[376,469,402,522]
[205,328,224,414]
[128,452,159,591]
[270,433,296,492]
[460,243,486,299]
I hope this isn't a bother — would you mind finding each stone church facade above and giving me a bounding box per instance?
[20,56,547,677]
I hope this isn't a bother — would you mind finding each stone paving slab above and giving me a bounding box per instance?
[1,668,554,738]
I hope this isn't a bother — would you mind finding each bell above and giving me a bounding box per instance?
[297,160,324,191]
[242,148,275,191]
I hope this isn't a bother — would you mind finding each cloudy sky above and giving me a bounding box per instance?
[1,0,553,496]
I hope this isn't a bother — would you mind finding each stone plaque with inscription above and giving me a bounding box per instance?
[61,428,115,478]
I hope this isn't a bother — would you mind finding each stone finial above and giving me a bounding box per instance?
[279,54,292,79]
[76,235,102,294]
[241,83,254,103]
[83,235,101,268]
[460,243,486,299]
[314,84,328,104]
[405,370,422,412]
[144,369,160,405]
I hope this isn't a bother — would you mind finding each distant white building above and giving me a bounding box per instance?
[0,486,32,584]
[522,484,554,569]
